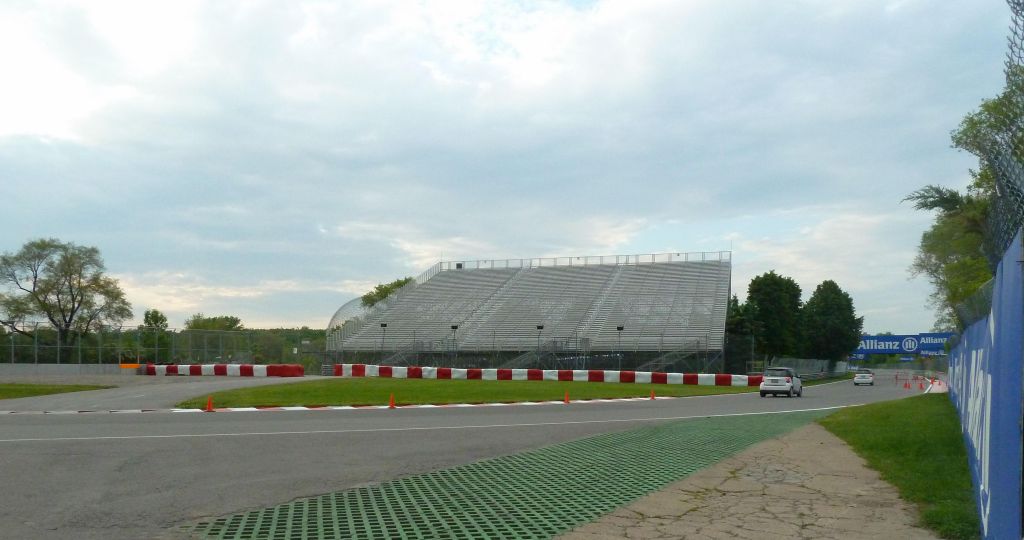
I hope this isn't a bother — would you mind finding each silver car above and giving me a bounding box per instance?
[760,367,803,397]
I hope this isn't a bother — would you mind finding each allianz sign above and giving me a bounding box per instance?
[855,333,955,355]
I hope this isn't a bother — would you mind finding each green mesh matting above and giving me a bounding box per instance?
[190,410,829,539]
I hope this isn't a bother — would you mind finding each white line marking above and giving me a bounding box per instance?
[0,405,856,443]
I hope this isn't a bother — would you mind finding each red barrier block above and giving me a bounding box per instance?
[588,370,604,382]
[467,369,482,380]
[379,366,393,378]
[334,364,344,376]
[527,369,543,381]
[557,370,573,381]
[437,367,452,379]
[166,365,179,375]
[266,364,304,377]
[651,372,668,384]
[619,370,636,383]
[683,373,698,385]
[240,365,254,377]
[145,364,156,376]
[715,373,733,386]
[748,375,763,386]
[407,366,423,379]
[189,365,202,376]
[497,369,512,380]
[213,364,227,376]
[352,364,366,377]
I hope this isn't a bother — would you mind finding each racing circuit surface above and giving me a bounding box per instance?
[0,372,919,539]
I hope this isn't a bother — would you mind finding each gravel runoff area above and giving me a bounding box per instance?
[558,422,939,540]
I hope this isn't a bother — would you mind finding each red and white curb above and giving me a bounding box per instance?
[335,363,764,386]
[144,363,304,377]
[0,395,693,415]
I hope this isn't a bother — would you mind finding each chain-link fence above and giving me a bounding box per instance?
[1,323,254,365]
[954,0,1024,329]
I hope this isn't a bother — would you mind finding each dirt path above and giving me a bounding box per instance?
[558,422,938,540]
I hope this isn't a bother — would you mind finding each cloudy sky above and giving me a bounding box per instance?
[0,0,1010,333]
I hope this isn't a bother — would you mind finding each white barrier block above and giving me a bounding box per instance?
[177,365,191,376]
[253,365,268,377]
[543,370,559,381]
[392,367,408,379]
[511,369,528,381]
[666,373,684,385]
[421,367,437,379]
[731,375,748,386]
[635,371,652,384]
[227,364,241,377]
[365,365,379,377]
[572,370,588,382]
[482,369,498,381]
[450,368,467,380]
[202,365,216,376]
[604,371,620,383]
[698,374,715,386]
[154,365,168,376]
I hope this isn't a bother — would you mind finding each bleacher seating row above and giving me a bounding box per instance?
[327,255,729,353]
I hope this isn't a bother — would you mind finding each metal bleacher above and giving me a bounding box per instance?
[326,252,730,356]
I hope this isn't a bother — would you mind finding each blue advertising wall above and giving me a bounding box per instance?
[948,230,1023,540]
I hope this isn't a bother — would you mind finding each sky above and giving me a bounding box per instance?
[0,0,1011,333]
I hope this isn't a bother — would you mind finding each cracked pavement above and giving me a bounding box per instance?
[558,423,938,540]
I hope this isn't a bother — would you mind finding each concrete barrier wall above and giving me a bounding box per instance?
[948,230,1023,540]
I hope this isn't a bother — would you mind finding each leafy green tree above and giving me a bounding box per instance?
[906,67,1022,329]
[745,271,802,360]
[799,280,863,361]
[184,313,244,331]
[143,309,169,330]
[0,238,132,342]
[361,277,414,308]
[726,294,756,335]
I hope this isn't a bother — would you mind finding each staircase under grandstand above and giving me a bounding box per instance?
[326,252,730,372]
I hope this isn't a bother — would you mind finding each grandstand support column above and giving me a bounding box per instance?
[536,325,544,354]
[616,326,624,370]
[380,322,387,363]
[450,324,459,366]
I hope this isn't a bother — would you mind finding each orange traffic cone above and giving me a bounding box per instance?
[919,382,925,390]
[205,395,214,412]
[564,391,570,404]
[650,389,656,400]
[903,381,911,390]
[388,393,396,409]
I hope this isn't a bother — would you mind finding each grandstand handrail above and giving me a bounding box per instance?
[438,251,730,271]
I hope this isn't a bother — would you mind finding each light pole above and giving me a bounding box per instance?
[536,325,544,354]
[380,323,387,363]
[616,325,624,371]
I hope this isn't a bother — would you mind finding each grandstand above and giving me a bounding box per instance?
[326,252,731,371]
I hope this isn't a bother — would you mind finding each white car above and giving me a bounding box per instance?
[853,369,875,386]
[760,367,802,397]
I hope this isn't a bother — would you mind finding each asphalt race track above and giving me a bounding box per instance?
[0,372,921,539]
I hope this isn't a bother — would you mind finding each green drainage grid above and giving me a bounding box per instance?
[190,410,830,540]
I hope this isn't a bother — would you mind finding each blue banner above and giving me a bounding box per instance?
[948,230,1023,540]
[856,334,920,354]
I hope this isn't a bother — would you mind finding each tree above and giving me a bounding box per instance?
[184,313,244,331]
[0,238,132,342]
[799,280,863,361]
[143,309,168,330]
[361,277,414,308]
[745,271,802,360]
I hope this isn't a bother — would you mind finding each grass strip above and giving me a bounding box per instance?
[818,394,979,540]
[176,376,758,408]
[0,383,114,400]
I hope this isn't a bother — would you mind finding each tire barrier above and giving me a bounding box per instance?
[144,363,304,377]
[334,363,762,386]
